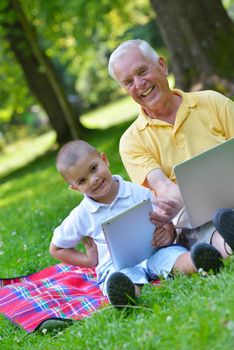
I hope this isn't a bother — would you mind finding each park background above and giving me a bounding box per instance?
[0,0,234,349]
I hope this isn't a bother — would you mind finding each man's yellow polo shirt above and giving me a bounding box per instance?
[119,89,234,186]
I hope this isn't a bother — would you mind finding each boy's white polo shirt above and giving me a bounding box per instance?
[52,175,152,277]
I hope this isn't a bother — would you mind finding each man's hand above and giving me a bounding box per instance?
[157,197,182,218]
[147,168,184,223]
[150,198,181,226]
[152,222,176,248]
[82,237,98,267]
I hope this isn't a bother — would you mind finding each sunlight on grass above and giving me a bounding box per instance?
[0,185,34,209]
[80,96,139,129]
[0,131,56,178]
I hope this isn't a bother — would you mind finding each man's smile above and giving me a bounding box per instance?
[142,86,154,97]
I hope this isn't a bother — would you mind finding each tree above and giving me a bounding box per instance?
[27,0,157,109]
[0,0,156,141]
[1,0,82,144]
[150,0,234,95]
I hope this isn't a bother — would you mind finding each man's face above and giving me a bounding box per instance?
[113,48,170,112]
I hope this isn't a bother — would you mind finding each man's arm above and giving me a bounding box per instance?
[49,237,98,268]
[146,168,184,225]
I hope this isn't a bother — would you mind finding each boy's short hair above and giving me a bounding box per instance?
[56,140,99,179]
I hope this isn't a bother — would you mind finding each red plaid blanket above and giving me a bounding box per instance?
[0,264,108,333]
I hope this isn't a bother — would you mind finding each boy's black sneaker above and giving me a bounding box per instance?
[191,242,223,273]
[106,272,136,309]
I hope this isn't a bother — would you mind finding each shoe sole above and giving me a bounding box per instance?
[106,272,136,309]
[213,209,234,251]
[36,318,74,332]
[191,243,223,273]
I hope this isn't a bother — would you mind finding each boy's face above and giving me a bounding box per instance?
[65,151,116,203]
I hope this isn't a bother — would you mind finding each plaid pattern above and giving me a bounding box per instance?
[0,264,108,333]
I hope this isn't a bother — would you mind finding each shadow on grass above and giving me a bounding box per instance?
[0,148,58,186]
[82,118,134,147]
[0,119,134,186]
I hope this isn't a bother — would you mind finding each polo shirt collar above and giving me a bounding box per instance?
[83,175,131,213]
[136,89,198,130]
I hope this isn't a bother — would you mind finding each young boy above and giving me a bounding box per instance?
[50,140,222,308]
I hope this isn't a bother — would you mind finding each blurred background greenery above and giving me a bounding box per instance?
[0,0,233,157]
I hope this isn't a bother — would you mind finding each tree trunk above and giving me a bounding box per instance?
[2,0,83,144]
[150,0,234,95]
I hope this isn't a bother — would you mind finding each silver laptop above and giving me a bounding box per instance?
[101,199,157,270]
[174,138,234,228]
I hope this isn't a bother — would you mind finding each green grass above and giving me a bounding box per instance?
[80,96,139,129]
[0,117,234,349]
[0,131,56,178]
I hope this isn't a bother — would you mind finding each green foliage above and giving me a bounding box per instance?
[0,0,233,131]
[223,0,234,20]
[0,0,161,121]
[0,40,35,119]
[0,125,234,348]
[28,0,159,109]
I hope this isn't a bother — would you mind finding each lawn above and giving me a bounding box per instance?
[0,104,234,349]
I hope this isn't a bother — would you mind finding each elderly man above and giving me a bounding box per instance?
[108,39,234,266]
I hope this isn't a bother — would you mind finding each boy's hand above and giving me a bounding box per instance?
[82,237,98,267]
[152,222,176,248]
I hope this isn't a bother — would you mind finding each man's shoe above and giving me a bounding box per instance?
[212,208,234,251]
[106,272,136,309]
[191,243,223,273]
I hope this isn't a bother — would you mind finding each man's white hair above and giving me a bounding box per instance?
[108,39,159,82]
